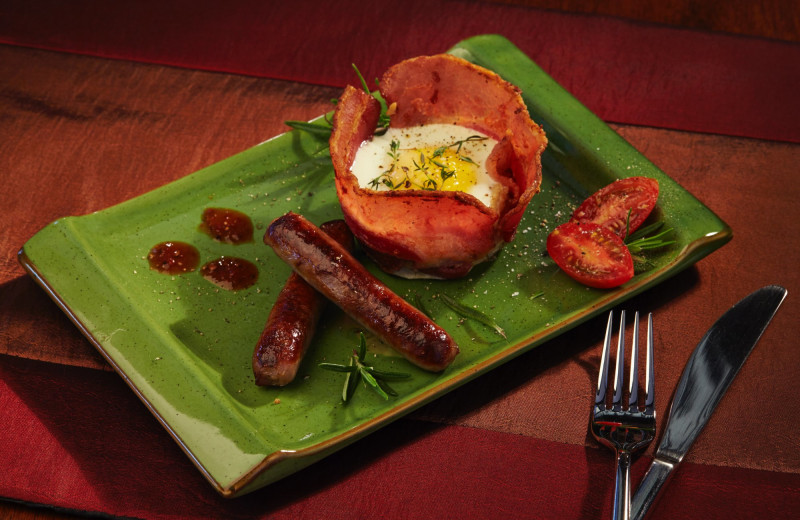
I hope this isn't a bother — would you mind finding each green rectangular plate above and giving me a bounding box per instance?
[19,34,730,497]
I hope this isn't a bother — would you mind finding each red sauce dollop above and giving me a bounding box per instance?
[147,241,200,274]
[200,256,258,291]
[200,207,253,244]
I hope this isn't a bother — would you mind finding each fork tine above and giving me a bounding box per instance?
[612,310,626,408]
[645,312,655,409]
[628,312,640,408]
[596,311,614,404]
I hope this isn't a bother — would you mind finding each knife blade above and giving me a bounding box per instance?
[631,284,788,520]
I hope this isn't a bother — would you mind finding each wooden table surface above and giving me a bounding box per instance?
[2,1,798,518]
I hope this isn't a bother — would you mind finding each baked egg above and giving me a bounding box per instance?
[350,124,504,210]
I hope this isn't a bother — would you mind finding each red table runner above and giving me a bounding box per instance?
[3,354,799,519]
[2,0,799,143]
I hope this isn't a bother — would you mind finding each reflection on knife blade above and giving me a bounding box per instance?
[631,285,787,520]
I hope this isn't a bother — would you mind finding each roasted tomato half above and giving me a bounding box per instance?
[547,222,634,289]
[329,54,547,279]
[570,177,659,238]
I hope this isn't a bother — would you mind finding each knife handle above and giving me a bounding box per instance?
[631,458,676,520]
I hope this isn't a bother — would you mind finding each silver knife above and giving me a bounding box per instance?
[631,284,788,520]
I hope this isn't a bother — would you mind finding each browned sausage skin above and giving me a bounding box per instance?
[253,219,354,386]
[264,212,459,372]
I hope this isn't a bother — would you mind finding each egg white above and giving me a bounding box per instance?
[350,124,504,210]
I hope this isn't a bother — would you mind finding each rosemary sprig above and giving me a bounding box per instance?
[619,209,675,254]
[318,333,410,402]
[284,120,332,137]
[624,221,675,253]
[353,63,371,95]
[625,220,660,241]
[285,64,390,141]
[413,293,434,319]
[352,64,391,131]
[626,229,675,254]
[439,293,506,339]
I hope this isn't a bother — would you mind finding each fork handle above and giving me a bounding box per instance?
[613,450,632,520]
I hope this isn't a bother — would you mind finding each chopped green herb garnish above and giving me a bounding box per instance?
[366,135,488,192]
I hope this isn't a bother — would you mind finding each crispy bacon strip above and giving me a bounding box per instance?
[252,220,354,386]
[264,212,459,371]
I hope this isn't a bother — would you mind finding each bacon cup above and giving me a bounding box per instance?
[330,54,547,279]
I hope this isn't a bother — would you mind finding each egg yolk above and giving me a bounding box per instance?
[351,124,503,209]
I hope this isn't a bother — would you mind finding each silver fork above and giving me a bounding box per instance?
[591,311,656,520]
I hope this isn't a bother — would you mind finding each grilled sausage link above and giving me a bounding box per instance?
[253,219,354,386]
[264,212,459,372]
